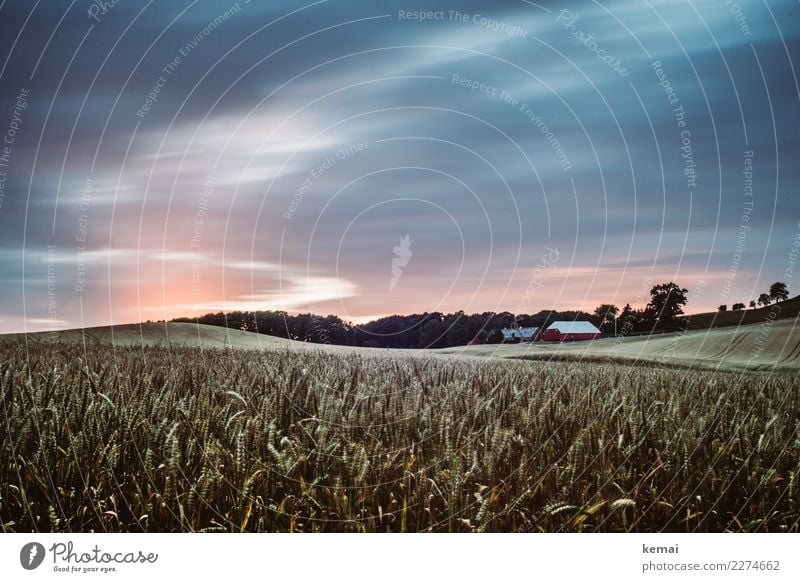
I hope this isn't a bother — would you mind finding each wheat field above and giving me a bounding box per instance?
[1,340,798,532]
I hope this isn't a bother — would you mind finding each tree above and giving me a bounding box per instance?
[769,281,789,303]
[757,293,772,307]
[749,300,756,309]
[638,306,658,332]
[718,304,728,312]
[486,329,504,344]
[618,303,636,336]
[593,304,619,334]
[647,282,688,330]
[732,303,745,311]
[418,319,446,349]
[491,311,516,329]
[444,312,473,346]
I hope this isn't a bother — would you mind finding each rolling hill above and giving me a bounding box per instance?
[1,321,297,350]
[682,294,800,330]
[3,316,799,373]
[446,317,800,373]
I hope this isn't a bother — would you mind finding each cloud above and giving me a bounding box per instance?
[1,0,799,331]
[183,275,359,313]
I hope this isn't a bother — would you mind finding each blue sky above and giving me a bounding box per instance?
[0,0,798,330]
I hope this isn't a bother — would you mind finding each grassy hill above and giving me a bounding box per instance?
[0,321,419,357]
[2,321,296,350]
[445,317,800,373]
[3,315,799,373]
[683,294,800,330]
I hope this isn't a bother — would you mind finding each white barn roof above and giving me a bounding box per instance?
[546,321,601,334]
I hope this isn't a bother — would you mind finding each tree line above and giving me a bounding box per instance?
[172,309,593,349]
[171,280,791,349]
[717,281,789,312]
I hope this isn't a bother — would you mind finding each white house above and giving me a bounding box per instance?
[500,327,539,342]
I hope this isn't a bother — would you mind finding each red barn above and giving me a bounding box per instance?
[542,321,602,342]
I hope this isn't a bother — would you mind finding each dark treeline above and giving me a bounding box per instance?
[173,309,606,349]
[170,281,792,348]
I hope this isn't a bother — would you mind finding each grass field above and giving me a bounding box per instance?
[682,295,800,330]
[450,318,800,373]
[2,331,799,532]
[9,314,800,373]
[5,322,296,350]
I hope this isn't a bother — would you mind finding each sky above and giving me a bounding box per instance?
[0,0,798,332]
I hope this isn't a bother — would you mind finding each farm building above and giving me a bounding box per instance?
[500,327,540,342]
[541,321,601,342]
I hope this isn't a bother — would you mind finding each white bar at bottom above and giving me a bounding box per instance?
[1,533,797,581]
